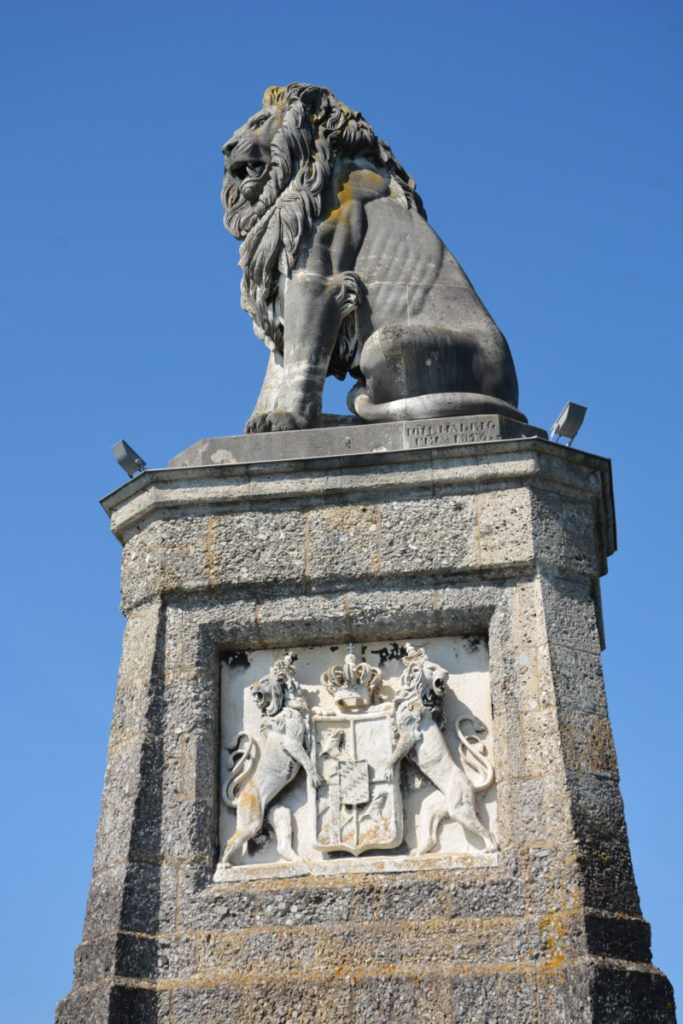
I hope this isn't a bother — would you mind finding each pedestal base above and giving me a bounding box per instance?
[58,423,675,1023]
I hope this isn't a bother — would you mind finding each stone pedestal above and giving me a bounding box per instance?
[57,418,676,1023]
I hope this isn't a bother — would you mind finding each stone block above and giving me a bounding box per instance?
[162,664,217,725]
[591,965,676,1023]
[379,495,479,574]
[584,912,652,962]
[539,574,602,653]
[496,776,574,847]
[253,589,349,646]
[530,488,600,575]
[350,976,421,1023]
[545,644,609,714]
[534,964,594,1024]
[55,984,112,1024]
[446,970,539,1024]
[171,978,355,1024]
[92,736,150,871]
[349,875,452,922]
[517,707,566,777]
[112,933,158,980]
[556,707,618,777]
[108,986,168,1024]
[73,934,119,984]
[83,863,163,942]
[347,583,442,639]
[164,727,216,801]
[444,868,523,919]
[306,501,382,580]
[206,508,307,587]
[520,845,584,913]
[162,797,214,862]
[121,518,210,607]
[476,487,533,568]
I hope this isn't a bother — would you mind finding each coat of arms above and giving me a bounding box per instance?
[214,641,497,879]
[313,653,401,854]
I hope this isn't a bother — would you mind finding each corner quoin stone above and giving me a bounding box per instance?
[57,427,676,1023]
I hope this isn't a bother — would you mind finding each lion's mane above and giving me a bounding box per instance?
[222,83,426,371]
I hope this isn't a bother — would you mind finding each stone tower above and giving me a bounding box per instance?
[57,416,676,1023]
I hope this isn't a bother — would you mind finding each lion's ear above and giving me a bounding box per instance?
[262,85,286,108]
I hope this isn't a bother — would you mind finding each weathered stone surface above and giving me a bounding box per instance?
[58,435,676,1022]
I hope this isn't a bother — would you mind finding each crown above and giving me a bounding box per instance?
[321,650,382,711]
[402,644,426,666]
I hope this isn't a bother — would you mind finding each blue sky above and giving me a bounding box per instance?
[1,0,681,1018]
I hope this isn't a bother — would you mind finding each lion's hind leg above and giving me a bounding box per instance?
[447,786,497,852]
[350,324,524,423]
[218,786,264,865]
[414,789,449,855]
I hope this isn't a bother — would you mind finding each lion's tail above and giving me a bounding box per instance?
[349,386,527,424]
[222,732,256,807]
[456,716,495,792]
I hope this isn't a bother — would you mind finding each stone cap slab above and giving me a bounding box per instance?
[168,414,548,469]
[101,434,615,570]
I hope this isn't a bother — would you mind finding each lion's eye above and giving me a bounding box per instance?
[251,115,269,129]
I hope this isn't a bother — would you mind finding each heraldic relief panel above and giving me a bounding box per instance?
[214,638,498,882]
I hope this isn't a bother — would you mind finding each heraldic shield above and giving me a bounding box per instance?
[312,709,403,855]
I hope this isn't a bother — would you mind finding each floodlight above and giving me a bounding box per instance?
[550,403,587,446]
[112,439,147,478]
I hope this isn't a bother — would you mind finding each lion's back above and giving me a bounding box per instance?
[355,198,498,334]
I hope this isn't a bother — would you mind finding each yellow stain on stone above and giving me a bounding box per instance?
[326,170,387,226]
[538,911,570,972]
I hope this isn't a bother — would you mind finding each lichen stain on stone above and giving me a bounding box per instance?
[326,169,387,226]
[588,716,616,774]
[325,174,355,227]
[538,911,569,972]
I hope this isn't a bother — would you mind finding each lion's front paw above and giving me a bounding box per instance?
[245,410,313,433]
[310,770,323,789]
[245,412,270,433]
[267,410,313,432]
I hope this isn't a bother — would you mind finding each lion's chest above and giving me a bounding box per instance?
[262,707,304,745]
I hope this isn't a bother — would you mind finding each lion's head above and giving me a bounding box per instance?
[221,90,290,240]
[396,645,449,725]
[221,83,424,357]
[250,652,299,717]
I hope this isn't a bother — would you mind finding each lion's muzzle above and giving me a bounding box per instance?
[224,137,271,201]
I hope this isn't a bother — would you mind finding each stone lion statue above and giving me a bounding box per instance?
[222,83,525,433]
